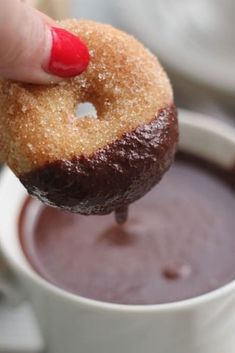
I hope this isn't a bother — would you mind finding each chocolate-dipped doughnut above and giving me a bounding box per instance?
[0,20,178,215]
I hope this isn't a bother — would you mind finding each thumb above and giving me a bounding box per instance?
[0,0,89,84]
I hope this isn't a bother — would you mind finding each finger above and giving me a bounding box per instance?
[0,0,89,84]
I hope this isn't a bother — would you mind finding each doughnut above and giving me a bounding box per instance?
[0,20,178,215]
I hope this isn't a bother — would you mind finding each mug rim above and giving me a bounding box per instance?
[1,108,235,313]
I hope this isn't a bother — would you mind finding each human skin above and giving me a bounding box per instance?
[0,0,89,83]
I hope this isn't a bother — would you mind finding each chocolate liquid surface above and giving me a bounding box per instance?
[19,153,235,305]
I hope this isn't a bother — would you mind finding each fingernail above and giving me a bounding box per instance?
[47,27,90,77]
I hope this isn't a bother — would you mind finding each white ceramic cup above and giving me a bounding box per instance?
[1,109,235,353]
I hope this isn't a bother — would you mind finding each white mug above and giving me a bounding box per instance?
[1,109,235,353]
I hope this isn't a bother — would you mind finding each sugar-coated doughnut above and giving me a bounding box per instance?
[0,20,178,215]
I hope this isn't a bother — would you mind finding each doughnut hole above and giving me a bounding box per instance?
[75,102,97,120]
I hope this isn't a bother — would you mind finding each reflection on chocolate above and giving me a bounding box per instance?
[97,224,136,247]
[19,152,235,305]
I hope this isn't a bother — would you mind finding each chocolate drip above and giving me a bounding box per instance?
[115,205,128,224]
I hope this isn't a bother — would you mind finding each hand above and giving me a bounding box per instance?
[0,0,89,84]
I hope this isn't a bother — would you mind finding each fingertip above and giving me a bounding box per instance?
[45,27,90,78]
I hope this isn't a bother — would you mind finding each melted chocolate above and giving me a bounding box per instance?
[20,105,178,215]
[115,205,128,224]
[19,153,235,305]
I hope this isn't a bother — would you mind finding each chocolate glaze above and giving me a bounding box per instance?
[20,105,178,215]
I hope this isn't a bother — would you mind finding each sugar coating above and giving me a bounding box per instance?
[0,20,173,175]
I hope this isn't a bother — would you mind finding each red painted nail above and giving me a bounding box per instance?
[48,27,90,77]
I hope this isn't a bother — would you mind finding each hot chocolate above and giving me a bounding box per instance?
[19,153,235,305]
